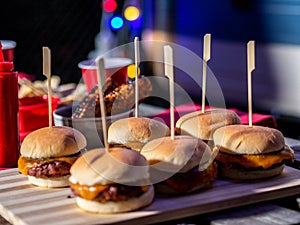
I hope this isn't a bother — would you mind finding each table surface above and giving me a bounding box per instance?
[1,166,300,225]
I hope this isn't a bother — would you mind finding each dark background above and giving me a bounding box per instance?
[0,0,102,84]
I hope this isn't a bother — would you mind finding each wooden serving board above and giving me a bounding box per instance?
[1,167,300,225]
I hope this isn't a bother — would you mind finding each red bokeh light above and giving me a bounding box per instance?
[103,0,117,13]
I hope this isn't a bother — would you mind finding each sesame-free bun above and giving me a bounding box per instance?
[27,175,70,188]
[108,117,170,151]
[213,125,285,154]
[176,109,241,141]
[70,148,154,213]
[140,135,212,173]
[70,148,150,186]
[140,135,216,194]
[76,185,154,213]
[20,126,87,158]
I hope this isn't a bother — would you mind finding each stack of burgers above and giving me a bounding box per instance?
[17,73,294,214]
[17,107,295,214]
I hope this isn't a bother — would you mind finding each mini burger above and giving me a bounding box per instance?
[213,124,294,180]
[140,135,217,194]
[176,108,241,144]
[108,117,170,152]
[68,147,154,213]
[18,126,87,187]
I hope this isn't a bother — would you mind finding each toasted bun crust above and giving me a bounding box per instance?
[140,135,212,173]
[108,117,170,147]
[21,126,87,158]
[76,185,154,213]
[70,148,149,186]
[176,109,241,141]
[219,164,284,180]
[27,175,70,188]
[213,125,285,154]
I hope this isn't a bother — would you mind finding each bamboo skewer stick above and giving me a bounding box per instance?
[134,37,140,118]
[247,41,255,127]
[42,47,53,128]
[96,57,109,150]
[164,45,175,140]
[201,34,211,113]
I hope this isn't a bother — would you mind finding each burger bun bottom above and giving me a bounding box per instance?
[28,175,70,188]
[219,164,284,180]
[76,185,154,213]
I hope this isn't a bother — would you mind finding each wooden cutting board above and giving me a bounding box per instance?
[1,167,300,225]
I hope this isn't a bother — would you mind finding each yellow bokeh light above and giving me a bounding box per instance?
[127,64,140,79]
[124,6,140,21]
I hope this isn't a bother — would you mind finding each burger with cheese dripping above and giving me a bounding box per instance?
[69,147,154,213]
[213,124,294,180]
[18,126,87,187]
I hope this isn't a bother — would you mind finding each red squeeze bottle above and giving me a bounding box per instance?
[0,41,19,167]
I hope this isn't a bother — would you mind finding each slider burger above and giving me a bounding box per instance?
[18,126,87,187]
[213,125,294,180]
[68,147,154,213]
[176,108,241,145]
[140,135,217,194]
[108,117,170,152]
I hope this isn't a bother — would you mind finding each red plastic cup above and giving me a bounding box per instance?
[0,40,16,62]
[19,95,60,140]
[78,57,132,93]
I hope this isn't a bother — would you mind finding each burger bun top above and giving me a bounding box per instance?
[213,124,285,154]
[70,147,149,186]
[20,126,87,158]
[108,117,170,145]
[176,108,241,141]
[140,135,212,173]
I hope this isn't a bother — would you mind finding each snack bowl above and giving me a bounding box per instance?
[53,103,134,149]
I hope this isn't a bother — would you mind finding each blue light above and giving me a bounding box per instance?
[130,17,142,30]
[110,16,124,30]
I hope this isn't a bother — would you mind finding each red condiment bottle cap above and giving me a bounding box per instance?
[0,41,14,71]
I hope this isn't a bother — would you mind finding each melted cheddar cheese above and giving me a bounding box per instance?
[69,180,150,201]
[69,181,109,200]
[216,146,294,169]
[18,156,78,175]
